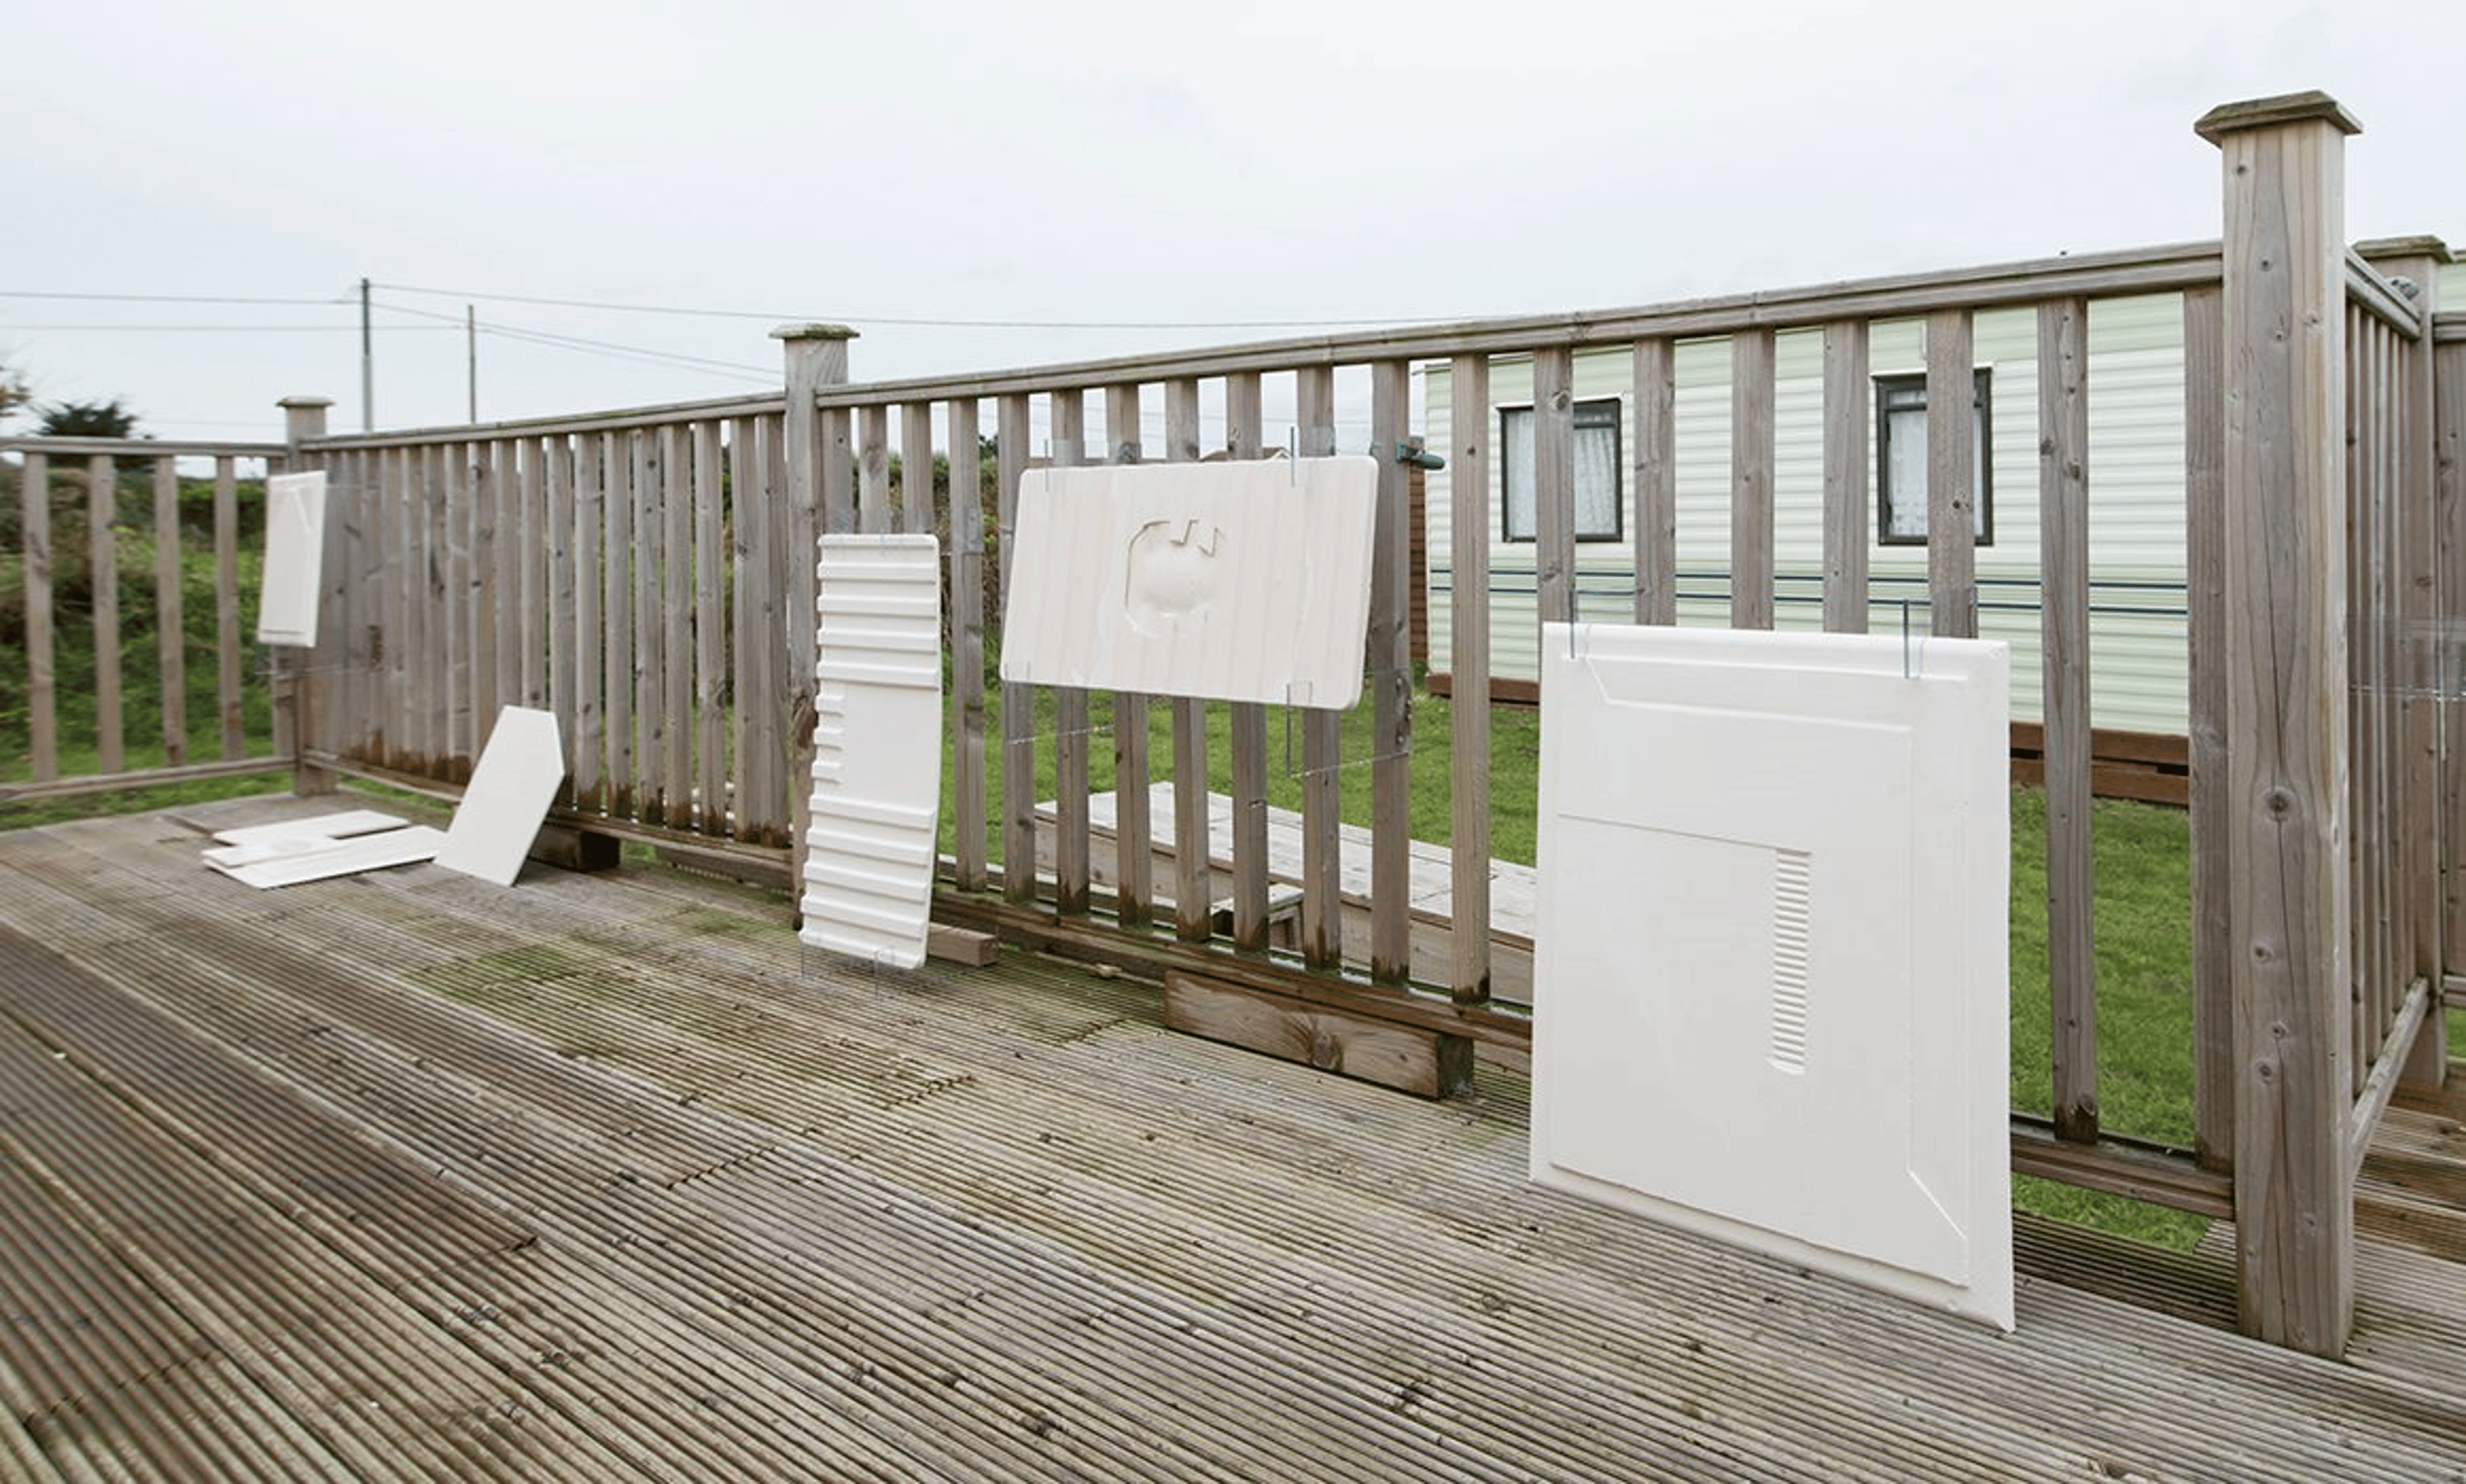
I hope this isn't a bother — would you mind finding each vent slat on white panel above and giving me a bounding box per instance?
[997,458,1378,707]
[800,534,942,971]
[1530,622,2014,1331]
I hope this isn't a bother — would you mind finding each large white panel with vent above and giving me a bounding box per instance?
[801,535,944,970]
[257,470,328,646]
[1531,622,2014,1330]
[998,457,1377,708]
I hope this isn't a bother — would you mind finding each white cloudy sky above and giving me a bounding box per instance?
[5,0,2459,441]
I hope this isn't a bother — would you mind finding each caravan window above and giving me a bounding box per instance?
[1875,370,1993,546]
[1501,398,1622,543]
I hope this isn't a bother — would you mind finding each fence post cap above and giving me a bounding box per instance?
[2194,90,2360,144]
[275,396,336,409]
[771,323,861,342]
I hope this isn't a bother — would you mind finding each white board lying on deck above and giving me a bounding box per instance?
[434,706,568,887]
[256,470,328,646]
[1530,622,2014,1331]
[207,825,445,888]
[800,535,943,970]
[998,456,1378,708]
[209,809,408,853]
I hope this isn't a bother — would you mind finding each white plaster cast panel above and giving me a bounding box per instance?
[435,707,567,887]
[800,535,944,970]
[1530,622,2014,1331]
[209,825,445,889]
[256,470,328,646]
[997,457,1378,708]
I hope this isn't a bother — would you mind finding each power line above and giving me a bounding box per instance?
[0,290,350,307]
[372,298,777,381]
[371,279,1438,332]
[0,324,451,333]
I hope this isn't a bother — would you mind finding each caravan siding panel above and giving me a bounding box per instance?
[1423,293,2192,734]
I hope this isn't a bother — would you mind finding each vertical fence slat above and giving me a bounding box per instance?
[1532,346,1576,632]
[546,437,577,801]
[694,420,725,831]
[151,457,185,766]
[572,435,606,811]
[383,448,411,768]
[661,423,693,822]
[1050,390,1092,916]
[473,442,504,757]
[2390,269,2439,1059]
[729,415,776,842]
[2439,331,2466,989]
[603,434,634,810]
[1821,321,1871,634]
[445,442,475,774]
[1449,354,1493,1005]
[1632,337,1677,626]
[213,456,242,760]
[353,450,384,765]
[634,430,667,823]
[2185,284,2233,1171]
[1106,382,1152,928]
[1225,372,1270,949]
[2198,93,2357,1357]
[1164,378,1210,941]
[900,403,935,540]
[1926,308,1979,638]
[1296,367,1341,968]
[521,435,547,710]
[2040,295,2099,1143]
[21,454,55,781]
[999,393,1038,903]
[858,405,892,536]
[2344,310,2374,1094]
[1369,360,1414,982]
[949,397,989,889]
[88,453,122,775]
[1731,329,1777,630]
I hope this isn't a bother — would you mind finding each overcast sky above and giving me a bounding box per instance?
[5,0,2460,444]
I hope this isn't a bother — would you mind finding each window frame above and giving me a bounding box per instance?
[1873,368,1994,548]
[1499,395,1625,545]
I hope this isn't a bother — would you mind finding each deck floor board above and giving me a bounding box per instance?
[2,796,2461,1480]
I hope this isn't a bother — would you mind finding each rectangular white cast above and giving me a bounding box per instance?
[256,470,328,646]
[208,826,445,889]
[435,707,568,887]
[800,535,944,971]
[998,456,1378,708]
[1530,622,2014,1331]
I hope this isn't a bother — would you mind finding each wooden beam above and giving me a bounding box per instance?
[1368,360,1415,982]
[1730,329,1776,630]
[949,397,989,891]
[2184,284,2234,1173]
[1225,372,1270,952]
[2038,297,2098,1144]
[1049,390,1091,918]
[1296,367,1342,969]
[1448,354,1493,1005]
[1925,309,1977,638]
[2198,89,2360,1357]
[998,392,1039,906]
[1164,970,1474,1100]
[1106,382,1152,929]
[1820,321,1870,634]
[1632,337,1677,626]
[1163,378,1211,944]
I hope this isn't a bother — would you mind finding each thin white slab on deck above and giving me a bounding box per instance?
[435,707,567,887]
[256,470,328,646]
[801,535,943,970]
[999,457,1378,708]
[209,809,408,851]
[208,825,445,888]
[1530,622,2014,1330]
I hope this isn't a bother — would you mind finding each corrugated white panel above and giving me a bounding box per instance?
[1000,458,1378,708]
[1532,621,2013,1331]
[801,534,943,971]
[435,707,567,887]
[257,471,328,646]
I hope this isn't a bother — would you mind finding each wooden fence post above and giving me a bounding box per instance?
[278,396,336,796]
[774,325,857,918]
[2195,90,2360,1357]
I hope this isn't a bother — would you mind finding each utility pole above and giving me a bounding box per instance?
[359,277,374,431]
[467,304,478,422]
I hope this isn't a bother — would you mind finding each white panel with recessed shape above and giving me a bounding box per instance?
[210,810,408,851]
[435,707,568,887]
[209,826,445,888]
[1530,622,2014,1330]
[257,470,328,646]
[801,535,943,970]
[998,457,1378,708]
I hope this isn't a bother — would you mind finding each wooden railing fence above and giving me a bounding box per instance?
[2,91,2448,1357]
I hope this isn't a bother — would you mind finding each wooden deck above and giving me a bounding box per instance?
[2,797,2463,1482]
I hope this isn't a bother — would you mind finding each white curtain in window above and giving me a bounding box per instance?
[1503,404,1620,541]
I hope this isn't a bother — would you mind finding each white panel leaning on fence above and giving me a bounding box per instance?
[800,535,946,971]
[1530,623,2015,1331]
[255,469,328,647]
[999,456,1379,707]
